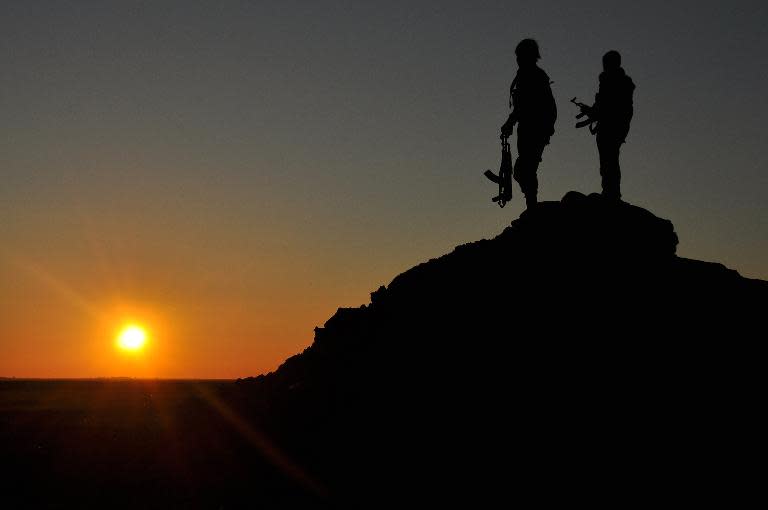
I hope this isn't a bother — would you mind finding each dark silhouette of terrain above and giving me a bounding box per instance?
[0,379,325,509]
[2,193,764,508]
[239,192,766,506]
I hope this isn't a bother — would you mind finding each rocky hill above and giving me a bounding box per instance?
[239,192,766,506]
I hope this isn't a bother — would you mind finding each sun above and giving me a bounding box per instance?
[116,324,148,352]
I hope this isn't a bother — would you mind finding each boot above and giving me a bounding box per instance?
[525,193,537,210]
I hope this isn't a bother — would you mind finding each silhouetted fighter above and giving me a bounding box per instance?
[500,39,557,209]
[573,51,635,200]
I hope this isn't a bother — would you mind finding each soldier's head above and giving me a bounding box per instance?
[515,39,541,67]
[603,50,622,71]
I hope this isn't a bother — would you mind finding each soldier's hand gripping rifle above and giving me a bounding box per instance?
[570,97,598,134]
[482,90,516,208]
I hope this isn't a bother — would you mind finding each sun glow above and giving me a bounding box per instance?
[116,324,148,352]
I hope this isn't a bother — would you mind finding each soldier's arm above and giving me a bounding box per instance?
[592,76,607,120]
[501,111,516,137]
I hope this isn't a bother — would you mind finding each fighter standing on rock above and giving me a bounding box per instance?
[572,50,635,200]
[499,39,557,210]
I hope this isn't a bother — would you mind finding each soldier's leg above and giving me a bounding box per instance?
[513,155,538,208]
[613,144,622,199]
[597,136,621,200]
[515,133,544,208]
[530,140,546,204]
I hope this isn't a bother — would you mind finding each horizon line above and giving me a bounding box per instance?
[0,376,239,382]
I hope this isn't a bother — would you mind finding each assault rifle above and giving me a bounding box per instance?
[483,134,513,207]
[570,97,598,134]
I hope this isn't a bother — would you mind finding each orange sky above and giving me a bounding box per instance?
[2,2,767,378]
[0,242,418,378]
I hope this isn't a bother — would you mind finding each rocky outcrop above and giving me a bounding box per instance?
[239,192,766,506]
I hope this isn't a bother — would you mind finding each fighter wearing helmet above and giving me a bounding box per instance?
[500,38,557,209]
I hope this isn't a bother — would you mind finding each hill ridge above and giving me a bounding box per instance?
[238,191,766,505]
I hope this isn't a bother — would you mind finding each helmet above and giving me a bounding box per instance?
[515,39,541,62]
[603,50,621,70]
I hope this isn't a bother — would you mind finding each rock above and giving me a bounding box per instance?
[239,192,767,506]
